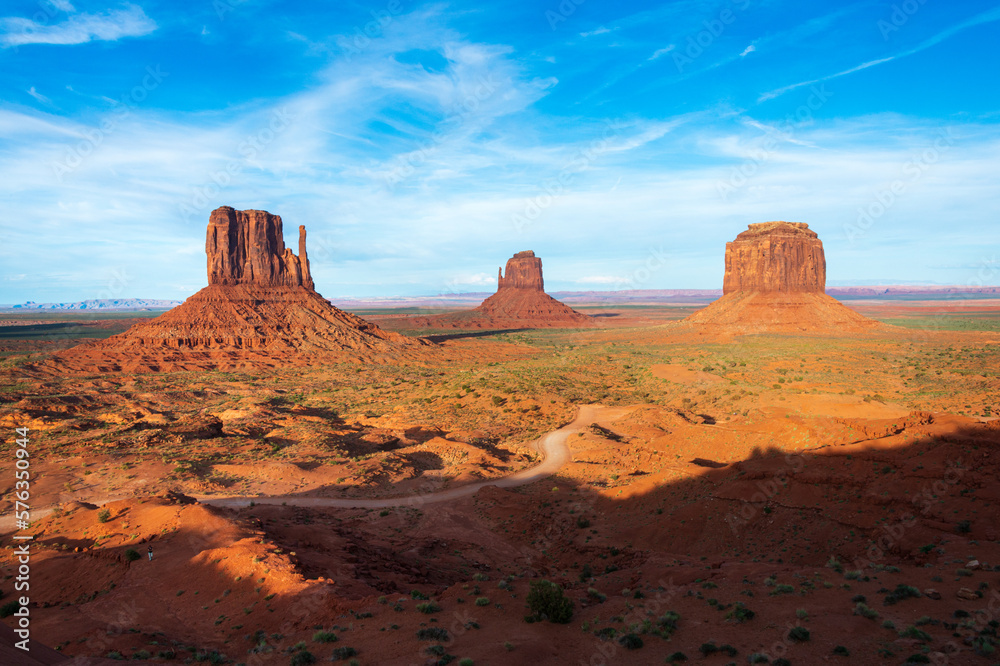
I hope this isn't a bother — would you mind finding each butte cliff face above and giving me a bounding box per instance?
[723,222,826,294]
[47,206,427,372]
[410,251,590,329]
[206,206,314,290]
[496,250,544,291]
[684,222,882,336]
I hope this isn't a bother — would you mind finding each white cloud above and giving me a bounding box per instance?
[739,44,756,57]
[0,4,156,48]
[580,26,613,37]
[759,6,1000,102]
[648,45,675,61]
[26,87,51,104]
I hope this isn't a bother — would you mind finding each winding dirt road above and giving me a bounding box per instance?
[199,404,609,510]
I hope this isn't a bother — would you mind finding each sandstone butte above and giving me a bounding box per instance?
[42,206,428,373]
[684,221,886,336]
[409,251,591,329]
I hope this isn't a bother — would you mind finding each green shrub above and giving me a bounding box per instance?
[586,588,606,602]
[853,602,879,619]
[411,589,429,600]
[0,601,20,618]
[833,645,850,656]
[97,508,111,523]
[788,626,810,642]
[289,651,315,666]
[884,584,922,605]
[125,549,141,562]
[724,602,755,623]
[416,628,450,641]
[666,652,688,662]
[699,642,718,656]
[617,633,643,650]
[416,602,441,614]
[312,631,337,643]
[474,597,490,607]
[656,610,681,637]
[899,626,931,641]
[458,659,473,666]
[330,647,358,661]
[525,580,573,624]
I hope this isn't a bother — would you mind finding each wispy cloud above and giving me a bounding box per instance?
[0,4,156,48]
[580,26,614,37]
[648,45,675,61]
[759,6,1000,102]
[26,87,51,104]
[739,44,756,57]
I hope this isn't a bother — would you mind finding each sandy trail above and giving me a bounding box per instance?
[0,405,612,531]
[200,404,613,510]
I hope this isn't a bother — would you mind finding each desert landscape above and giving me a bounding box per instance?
[1,210,999,666]
[3,2,999,665]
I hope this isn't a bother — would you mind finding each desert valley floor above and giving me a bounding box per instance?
[1,299,999,665]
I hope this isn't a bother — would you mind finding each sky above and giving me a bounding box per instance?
[1,0,998,303]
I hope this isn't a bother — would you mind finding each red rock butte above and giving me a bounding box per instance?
[409,251,590,329]
[684,221,884,336]
[44,206,427,372]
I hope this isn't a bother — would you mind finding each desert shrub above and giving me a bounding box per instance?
[0,601,20,618]
[854,602,879,619]
[724,602,755,623]
[593,627,617,640]
[525,580,573,624]
[699,642,719,655]
[899,626,931,641]
[884,584,922,605]
[770,584,795,595]
[833,645,850,656]
[312,631,337,643]
[329,646,358,661]
[458,659,474,666]
[416,602,441,614]
[416,628,450,641]
[747,654,769,664]
[125,549,141,562]
[957,520,971,534]
[617,633,643,650]
[411,589,429,600]
[98,508,111,523]
[666,652,688,662]
[474,597,490,606]
[656,610,681,637]
[719,644,738,656]
[904,655,930,664]
[586,588,606,602]
[131,650,151,660]
[788,626,810,642]
[289,651,315,666]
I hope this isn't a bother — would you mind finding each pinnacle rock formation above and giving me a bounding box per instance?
[47,207,427,372]
[206,206,314,289]
[684,221,883,337]
[408,251,590,329]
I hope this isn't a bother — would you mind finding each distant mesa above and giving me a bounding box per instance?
[723,221,825,294]
[44,206,428,372]
[684,221,885,336]
[409,250,591,329]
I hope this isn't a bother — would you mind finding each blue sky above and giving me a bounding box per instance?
[1,0,998,302]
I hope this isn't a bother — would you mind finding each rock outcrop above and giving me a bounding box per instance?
[683,222,885,337]
[723,222,825,294]
[407,251,590,329]
[45,207,428,372]
[206,206,314,289]
[496,251,544,291]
